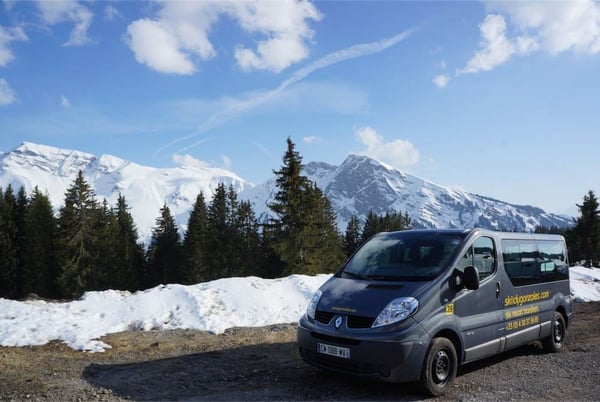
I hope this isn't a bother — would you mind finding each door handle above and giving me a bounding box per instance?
[496,282,501,298]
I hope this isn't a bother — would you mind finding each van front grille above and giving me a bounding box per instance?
[314,310,375,329]
[347,315,375,328]
[315,310,335,324]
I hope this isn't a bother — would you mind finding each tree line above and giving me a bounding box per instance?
[0,138,411,300]
[4,137,594,301]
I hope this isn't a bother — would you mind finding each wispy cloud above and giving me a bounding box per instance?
[0,25,28,67]
[35,0,94,46]
[0,78,16,105]
[303,136,322,144]
[156,28,415,155]
[60,95,71,108]
[433,74,449,89]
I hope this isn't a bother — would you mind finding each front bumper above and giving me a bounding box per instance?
[296,315,429,383]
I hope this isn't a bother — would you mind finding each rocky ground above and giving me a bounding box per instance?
[1,302,599,401]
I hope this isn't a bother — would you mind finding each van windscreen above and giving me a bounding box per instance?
[342,232,465,281]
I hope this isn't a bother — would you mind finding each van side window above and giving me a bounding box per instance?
[502,239,569,286]
[457,237,496,281]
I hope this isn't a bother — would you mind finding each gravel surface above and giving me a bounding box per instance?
[1,302,599,401]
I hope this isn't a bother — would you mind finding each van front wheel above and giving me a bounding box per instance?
[419,337,457,396]
[543,311,566,353]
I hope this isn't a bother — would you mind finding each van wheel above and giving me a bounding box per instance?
[419,337,457,396]
[543,311,566,353]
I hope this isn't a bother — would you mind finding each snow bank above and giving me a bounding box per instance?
[0,274,331,352]
[570,265,600,302]
[0,267,598,352]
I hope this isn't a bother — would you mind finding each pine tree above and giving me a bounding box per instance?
[182,192,208,284]
[344,215,362,257]
[56,171,100,298]
[22,187,58,298]
[568,190,600,266]
[14,187,28,299]
[360,210,381,244]
[205,184,237,279]
[90,199,119,291]
[0,186,18,298]
[268,138,344,275]
[146,204,181,287]
[235,199,262,277]
[114,194,145,291]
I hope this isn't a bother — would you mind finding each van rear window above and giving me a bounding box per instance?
[502,239,569,286]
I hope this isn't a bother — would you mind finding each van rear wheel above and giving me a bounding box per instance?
[543,311,566,353]
[419,337,457,396]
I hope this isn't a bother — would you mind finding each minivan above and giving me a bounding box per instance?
[297,229,571,395]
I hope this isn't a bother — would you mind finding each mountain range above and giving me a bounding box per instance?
[0,142,571,243]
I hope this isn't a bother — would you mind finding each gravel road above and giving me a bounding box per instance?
[1,302,599,401]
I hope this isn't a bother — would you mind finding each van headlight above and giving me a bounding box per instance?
[307,289,323,320]
[372,297,419,328]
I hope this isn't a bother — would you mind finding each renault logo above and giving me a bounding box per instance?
[334,316,343,329]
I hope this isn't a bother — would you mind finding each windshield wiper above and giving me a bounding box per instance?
[340,270,367,280]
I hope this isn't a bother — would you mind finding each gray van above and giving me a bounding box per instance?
[297,229,571,395]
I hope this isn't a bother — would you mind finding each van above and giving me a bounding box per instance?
[297,229,572,395]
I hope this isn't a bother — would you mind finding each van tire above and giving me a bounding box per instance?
[542,311,566,353]
[419,337,457,396]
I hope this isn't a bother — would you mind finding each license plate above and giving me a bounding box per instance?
[317,342,351,359]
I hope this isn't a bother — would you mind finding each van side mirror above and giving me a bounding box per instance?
[463,266,480,290]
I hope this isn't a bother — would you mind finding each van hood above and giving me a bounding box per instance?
[318,277,430,318]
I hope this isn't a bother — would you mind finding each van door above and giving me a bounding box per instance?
[453,236,504,362]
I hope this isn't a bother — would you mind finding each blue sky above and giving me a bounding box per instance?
[1,0,599,216]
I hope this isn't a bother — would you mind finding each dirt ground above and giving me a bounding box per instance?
[1,302,599,401]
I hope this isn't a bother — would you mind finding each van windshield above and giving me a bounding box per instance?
[341,232,465,281]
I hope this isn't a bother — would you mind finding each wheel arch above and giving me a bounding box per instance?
[430,328,464,365]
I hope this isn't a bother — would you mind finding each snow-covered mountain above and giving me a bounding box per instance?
[0,142,571,243]
[0,142,249,241]
[241,154,572,232]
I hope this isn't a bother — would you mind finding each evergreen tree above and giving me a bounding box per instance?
[235,199,262,277]
[182,192,209,284]
[568,190,600,266]
[205,184,237,279]
[14,187,28,299]
[22,187,58,298]
[114,194,145,291]
[90,199,119,291]
[0,186,18,298]
[56,171,100,298]
[146,204,181,287]
[344,215,362,257]
[360,210,381,244]
[268,138,344,275]
[360,209,412,244]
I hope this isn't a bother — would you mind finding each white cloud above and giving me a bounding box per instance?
[35,0,93,46]
[125,0,321,75]
[459,14,515,74]
[303,136,322,144]
[494,0,600,55]
[0,25,28,67]
[460,1,600,74]
[355,126,419,168]
[125,19,197,75]
[60,95,71,107]
[433,73,450,88]
[0,78,16,105]
[172,153,212,169]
